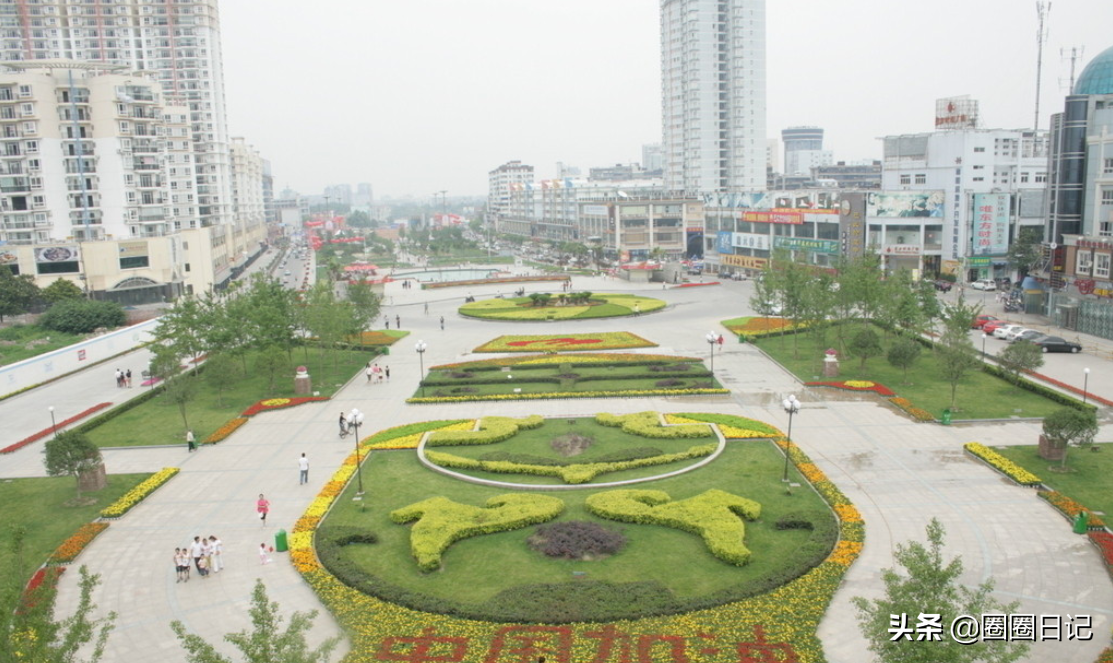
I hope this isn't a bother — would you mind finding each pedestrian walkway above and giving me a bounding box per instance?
[0,268,1103,663]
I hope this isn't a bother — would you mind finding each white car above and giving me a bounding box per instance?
[1005,327,1035,341]
[970,279,997,291]
[993,324,1024,340]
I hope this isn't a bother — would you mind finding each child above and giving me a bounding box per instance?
[197,555,209,578]
[259,543,272,565]
[174,548,186,583]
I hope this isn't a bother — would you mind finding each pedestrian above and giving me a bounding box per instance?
[424,302,429,314]
[385,366,390,381]
[366,364,374,383]
[209,535,223,573]
[299,453,309,485]
[186,429,196,452]
[115,368,123,388]
[189,536,204,575]
[257,493,270,526]
[339,412,348,437]
[440,316,445,331]
[717,334,724,347]
[125,369,132,388]
[174,548,187,583]
[384,316,390,330]
[179,548,190,581]
[395,314,400,328]
[634,303,640,316]
[200,536,213,577]
[259,543,272,565]
[197,555,209,578]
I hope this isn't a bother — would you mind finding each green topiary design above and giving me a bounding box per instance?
[585,489,761,566]
[595,411,713,439]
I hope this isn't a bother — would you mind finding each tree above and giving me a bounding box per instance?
[43,431,103,502]
[853,519,1027,663]
[40,278,85,305]
[39,300,125,334]
[0,264,41,322]
[153,295,208,374]
[1042,408,1098,470]
[345,209,373,228]
[937,296,982,409]
[151,346,196,431]
[202,353,239,407]
[886,337,922,384]
[345,280,381,332]
[996,341,1044,385]
[848,327,883,369]
[254,344,290,395]
[170,578,340,663]
[0,563,116,663]
[1006,227,1044,279]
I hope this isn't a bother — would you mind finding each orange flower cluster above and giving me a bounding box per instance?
[1039,491,1107,529]
[889,397,934,421]
[352,330,400,346]
[203,417,247,444]
[48,522,109,565]
[733,317,794,333]
[833,504,862,523]
[828,540,863,566]
[241,396,328,417]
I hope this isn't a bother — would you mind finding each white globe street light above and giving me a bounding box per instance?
[781,394,801,483]
[350,408,366,495]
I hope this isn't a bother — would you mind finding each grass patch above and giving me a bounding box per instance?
[0,324,86,367]
[0,473,153,587]
[84,347,369,447]
[995,443,1113,518]
[321,438,833,621]
[754,325,1064,420]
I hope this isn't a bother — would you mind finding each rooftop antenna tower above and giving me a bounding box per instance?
[1061,46,1085,92]
[1033,1,1051,131]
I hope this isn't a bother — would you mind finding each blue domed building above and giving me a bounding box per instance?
[1046,44,1113,338]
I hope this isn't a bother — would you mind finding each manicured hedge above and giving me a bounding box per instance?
[389,494,564,571]
[980,362,1096,413]
[596,411,713,439]
[585,489,761,566]
[477,447,664,467]
[667,412,782,437]
[425,443,717,484]
[425,415,542,447]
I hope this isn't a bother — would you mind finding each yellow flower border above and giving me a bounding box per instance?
[289,415,864,662]
[100,467,180,519]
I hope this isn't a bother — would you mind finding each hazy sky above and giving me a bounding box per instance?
[220,0,1113,200]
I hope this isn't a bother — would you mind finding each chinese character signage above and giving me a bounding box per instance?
[867,192,945,218]
[773,236,840,255]
[972,193,1010,256]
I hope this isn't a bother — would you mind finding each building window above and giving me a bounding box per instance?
[1097,253,1111,280]
[1077,249,1094,275]
[1105,157,1113,174]
[1035,172,1048,183]
[119,256,149,269]
[973,147,985,152]
[24,140,37,153]
[1020,172,1029,183]
[915,174,926,184]
[972,177,984,182]
[1102,188,1113,204]
[900,174,910,185]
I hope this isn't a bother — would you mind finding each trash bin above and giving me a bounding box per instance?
[274,529,288,552]
[941,409,952,425]
[1073,511,1090,534]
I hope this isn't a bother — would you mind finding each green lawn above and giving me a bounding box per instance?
[322,438,833,621]
[0,325,86,367]
[995,443,1113,517]
[0,474,152,587]
[754,326,1065,420]
[84,347,369,447]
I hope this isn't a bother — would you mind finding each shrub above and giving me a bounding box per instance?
[426,415,542,447]
[527,521,626,560]
[654,378,684,387]
[775,513,815,530]
[39,298,126,334]
[595,411,712,439]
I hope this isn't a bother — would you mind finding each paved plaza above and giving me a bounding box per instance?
[0,269,1110,662]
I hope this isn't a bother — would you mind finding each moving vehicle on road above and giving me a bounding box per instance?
[970,279,997,291]
[1028,336,1082,353]
[933,279,953,292]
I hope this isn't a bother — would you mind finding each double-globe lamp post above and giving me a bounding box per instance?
[349,408,365,496]
[415,340,428,397]
[705,331,718,376]
[781,394,801,483]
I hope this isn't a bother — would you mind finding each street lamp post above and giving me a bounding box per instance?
[1083,368,1091,406]
[705,331,717,376]
[415,340,428,397]
[350,408,365,496]
[48,406,57,438]
[781,394,801,483]
[981,332,987,359]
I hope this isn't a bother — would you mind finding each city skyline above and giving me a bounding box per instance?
[220,0,1113,199]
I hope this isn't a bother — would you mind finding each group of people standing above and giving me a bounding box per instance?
[365,362,390,384]
[114,368,133,388]
[175,535,223,582]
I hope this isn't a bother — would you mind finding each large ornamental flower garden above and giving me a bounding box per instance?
[292,412,863,662]
[473,332,657,353]
[459,293,665,321]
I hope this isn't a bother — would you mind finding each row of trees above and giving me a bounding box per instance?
[0,266,92,323]
[151,274,381,430]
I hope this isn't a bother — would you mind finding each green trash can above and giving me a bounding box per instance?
[1073,511,1090,534]
[941,409,952,425]
[274,529,288,553]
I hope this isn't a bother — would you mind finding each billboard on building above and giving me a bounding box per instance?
[934,96,979,130]
[35,246,81,263]
[0,248,16,267]
[773,236,839,255]
[972,193,1010,255]
[839,193,868,260]
[867,191,944,218]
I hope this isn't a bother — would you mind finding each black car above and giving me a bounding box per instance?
[1029,336,1082,353]
[933,280,953,292]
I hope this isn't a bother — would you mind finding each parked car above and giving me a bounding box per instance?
[970,279,997,291]
[993,324,1025,340]
[1012,329,1045,343]
[1029,336,1082,353]
[1004,327,1036,342]
[933,279,953,292]
[972,314,999,329]
[982,319,1012,334]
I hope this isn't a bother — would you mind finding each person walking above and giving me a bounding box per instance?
[259,543,272,565]
[209,535,223,573]
[256,494,270,526]
[189,536,205,575]
[424,302,429,314]
[115,368,123,388]
[440,316,445,331]
[384,316,390,330]
[395,314,400,328]
[186,429,196,452]
[125,369,132,388]
[366,364,374,383]
[299,453,309,485]
[339,412,348,438]
[385,366,390,381]
[174,548,187,583]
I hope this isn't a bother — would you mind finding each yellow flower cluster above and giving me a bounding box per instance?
[843,380,875,388]
[833,504,862,523]
[100,467,180,519]
[828,540,863,566]
[796,462,827,485]
[437,352,699,369]
[964,443,1042,486]
[473,332,656,353]
[261,398,292,406]
[408,387,730,404]
[363,421,476,449]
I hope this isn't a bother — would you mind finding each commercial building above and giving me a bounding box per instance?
[782,126,832,177]
[660,0,766,192]
[487,160,533,226]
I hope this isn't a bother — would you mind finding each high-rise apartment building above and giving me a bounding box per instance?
[659,0,766,193]
[782,126,832,177]
[0,0,233,230]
